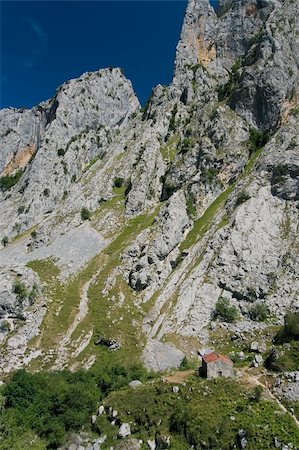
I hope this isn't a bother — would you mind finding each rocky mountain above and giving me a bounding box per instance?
[0,0,298,378]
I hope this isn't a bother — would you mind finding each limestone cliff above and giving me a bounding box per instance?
[0,0,298,373]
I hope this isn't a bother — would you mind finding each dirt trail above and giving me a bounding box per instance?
[52,270,100,369]
[240,369,299,428]
[163,370,196,383]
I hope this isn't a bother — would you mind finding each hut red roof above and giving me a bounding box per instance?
[202,352,232,364]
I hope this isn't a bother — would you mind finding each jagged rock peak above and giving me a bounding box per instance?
[173,0,278,83]
[0,67,140,178]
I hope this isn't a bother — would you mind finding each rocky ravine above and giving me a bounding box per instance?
[0,0,298,374]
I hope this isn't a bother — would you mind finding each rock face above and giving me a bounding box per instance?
[0,0,299,373]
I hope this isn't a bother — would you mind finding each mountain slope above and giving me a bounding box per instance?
[0,0,298,376]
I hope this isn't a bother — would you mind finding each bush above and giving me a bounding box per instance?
[235,190,250,207]
[201,167,218,184]
[113,177,124,188]
[249,129,269,154]
[1,236,8,247]
[250,385,263,402]
[186,192,197,218]
[43,188,50,197]
[180,138,193,154]
[0,170,23,191]
[57,148,65,157]
[28,284,38,303]
[179,356,192,371]
[81,207,91,221]
[13,281,28,300]
[215,297,238,323]
[2,369,98,448]
[284,312,299,340]
[265,342,299,372]
[250,303,269,322]
[161,181,177,200]
[30,230,37,240]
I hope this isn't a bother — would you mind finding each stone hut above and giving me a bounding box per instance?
[201,352,233,379]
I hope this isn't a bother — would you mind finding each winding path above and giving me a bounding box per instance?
[241,370,299,428]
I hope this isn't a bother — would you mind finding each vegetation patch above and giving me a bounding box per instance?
[186,191,197,219]
[265,313,299,372]
[81,207,91,220]
[97,377,299,449]
[0,170,23,191]
[235,189,250,207]
[249,302,269,322]
[160,135,179,162]
[179,183,235,252]
[249,128,269,155]
[0,364,152,449]
[214,296,238,323]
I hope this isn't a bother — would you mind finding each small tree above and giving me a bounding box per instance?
[215,297,238,323]
[249,128,269,154]
[113,177,124,188]
[1,236,8,247]
[13,281,28,300]
[81,207,91,221]
[284,312,299,340]
[250,303,269,322]
[235,190,250,207]
[179,356,191,371]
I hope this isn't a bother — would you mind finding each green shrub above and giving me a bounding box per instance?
[250,385,263,402]
[57,148,65,157]
[113,177,124,188]
[2,236,8,247]
[249,129,269,154]
[284,312,299,340]
[180,138,193,154]
[179,356,192,371]
[2,369,98,448]
[28,284,39,303]
[13,281,28,300]
[186,192,197,218]
[81,207,91,221]
[162,182,176,200]
[0,320,10,332]
[266,342,299,372]
[43,188,50,197]
[217,79,235,101]
[272,164,288,183]
[0,170,23,191]
[201,167,218,184]
[235,190,250,207]
[250,303,269,322]
[96,363,153,396]
[17,205,25,215]
[30,230,37,240]
[215,297,238,323]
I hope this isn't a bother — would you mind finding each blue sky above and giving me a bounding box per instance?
[0,1,188,108]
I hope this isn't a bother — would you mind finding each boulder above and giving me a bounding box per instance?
[118,423,131,438]
[129,380,142,389]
